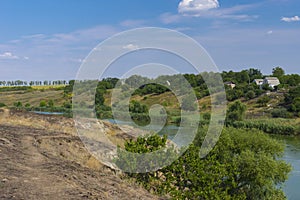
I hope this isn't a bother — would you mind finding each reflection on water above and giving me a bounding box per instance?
[105,119,299,199]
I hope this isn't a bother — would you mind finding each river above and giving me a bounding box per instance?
[273,135,300,200]
[104,119,300,199]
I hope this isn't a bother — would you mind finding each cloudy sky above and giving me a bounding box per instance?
[0,0,299,80]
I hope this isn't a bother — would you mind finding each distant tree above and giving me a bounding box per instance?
[181,94,198,111]
[129,101,148,114]
[25,103,31,108]
[285,86,300,105]
[202,112,211,121]
[125,75,150,88]
[280,74,300,87]
[0,103,6,108]
[95,88,105,106]
[48,99,54,107]
[13,101,23,108]
[245,90,256,100]
[257,95,271,107]
[236,70,250,84]
[40,100,47,107]
[63,101,72,109]
[271,108,291,118]
[272,67,285,78]
[226,100,247,123]
[247,68,263,81]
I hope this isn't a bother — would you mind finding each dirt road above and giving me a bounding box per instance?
[0,111,165,200]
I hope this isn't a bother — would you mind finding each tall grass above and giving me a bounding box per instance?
[231,119,299,135]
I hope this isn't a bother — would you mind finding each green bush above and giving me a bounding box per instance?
[13,101,23,108]
[118,128,291,199]
[202,112,211,121]
[257,95,271,107]
[271,108,292,118]
[39,100,47,107]
[232,120,296,135]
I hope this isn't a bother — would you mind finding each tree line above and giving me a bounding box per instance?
[0,80,70,86]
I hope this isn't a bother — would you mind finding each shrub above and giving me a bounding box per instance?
[40,100,47,107]
[257,95,271,107]
[13,101,23,108]
[245,90,256,100]
[232,120,296,135]
[203,112,211,121]
[271,108,292,118]
[117,128,291,199]
[226,100,246,123]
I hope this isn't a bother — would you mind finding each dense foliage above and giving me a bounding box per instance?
[285,85,300,116]
[231,120,296,135]
[119,128,291,199]
[226,100,247,123]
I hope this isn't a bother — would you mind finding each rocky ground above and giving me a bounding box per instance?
[0,109,166,200]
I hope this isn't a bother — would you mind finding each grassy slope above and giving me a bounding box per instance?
[0,86,295,122]
[0,89,66,107]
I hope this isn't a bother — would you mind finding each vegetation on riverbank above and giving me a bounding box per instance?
[118,127,291,199]
[1,67,299,199]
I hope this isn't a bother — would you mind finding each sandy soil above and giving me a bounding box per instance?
[0,109,166,200]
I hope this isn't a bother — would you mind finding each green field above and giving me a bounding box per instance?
[0,89,67,107]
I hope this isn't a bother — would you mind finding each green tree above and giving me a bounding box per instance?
[95,88,105,106]
[247,68,263,81]
[257,95,271,107]
[14,101,23,108]
[119,128,291,199]
[182,94,197,111]
[285,86,300,114]
[226,100,247,123]
[40,100,47,107]
[202,112,211,121]
[272,67,285,78]
[129,101,148,114]
[245,90,256,100]
[48,99,54,107]
[25,103,31,108]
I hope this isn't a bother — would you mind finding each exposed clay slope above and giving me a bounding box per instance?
[0,110,166,200]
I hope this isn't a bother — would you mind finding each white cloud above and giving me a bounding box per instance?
[0,52,19,60]
[122,44,139,50]
[267,30,273,35]
[281,16,300,22]
[172,1,259,21]
[178,0,219,14]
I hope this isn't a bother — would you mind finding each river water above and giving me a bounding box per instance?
[273,135,300,200]
[104,119,300,199]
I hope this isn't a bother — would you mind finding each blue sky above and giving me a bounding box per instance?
[0,0,299,80]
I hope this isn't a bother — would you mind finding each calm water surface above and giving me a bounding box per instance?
[272,135,300,200]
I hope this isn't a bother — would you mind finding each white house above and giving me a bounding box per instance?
[253,79,264,86]
[263,77,280,89]
[224,81,236,89]
[253,77,280,89]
